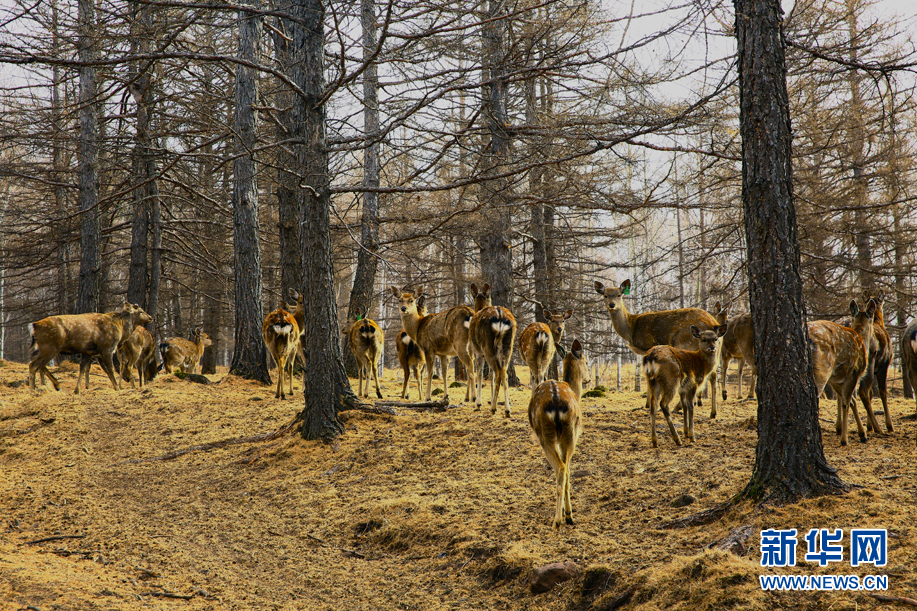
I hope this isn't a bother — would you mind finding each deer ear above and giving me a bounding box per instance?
[415,286,424,298]
[691,325,701,338]
[849,300,859,318]
[416,295,426,308]
[717,324,728,337]
[482,283,490,294]
[470,283,478,297]
[714,301,721,312]
[594,281,605,295]
[564,309,573,320]
[290,289,301,301]
[866,299,877,317]
[543,309,553,319]
[621,280,631,295]
[571,339,583,358]
[390,286,401,298]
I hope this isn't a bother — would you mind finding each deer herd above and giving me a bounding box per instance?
[22,279,917,530]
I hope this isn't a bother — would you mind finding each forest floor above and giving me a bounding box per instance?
[1,358,916,611]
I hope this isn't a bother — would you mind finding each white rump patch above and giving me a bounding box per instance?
[912,338,917,353]
[535,331,549,345]
[643,361,658,377]
[28,323,35,336]
[464,319,471,328]
[272,323,293,336]
[491,321,512,334]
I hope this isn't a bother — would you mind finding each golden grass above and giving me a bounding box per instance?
[1,360,915,610]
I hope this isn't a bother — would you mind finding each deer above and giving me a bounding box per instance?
[28,302,153,394]
[160,327,212,375]
[718,312,756,401]
[711,301,728,325]
[396,296,428,400]
[901,319,917,420]
[595,279,723,418]
[860,290,893,434]
[262,307,300,399]
[288,289,307,369]
[642,324,728,448]
[528,338,589,530]
[342,312,385,399]
[469,303,517,417]
[518,309,573,390]
[808,299,878,446]
[390,286,477,404]
[118,325,158,389]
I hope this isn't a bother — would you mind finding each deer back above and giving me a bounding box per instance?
[470,305,517,362]
[396,329,424,368]
[347,317,384,358]
[519,322,554,368]
[808,320,867,387]
[631,308,720,353]
[722,312,753,361]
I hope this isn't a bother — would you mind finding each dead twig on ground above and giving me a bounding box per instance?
[23,534,86,545]
[869,593,917,607]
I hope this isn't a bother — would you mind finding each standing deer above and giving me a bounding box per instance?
[519,310,573,390]
[808,299,878,446]
[118,325,158,389]
[595,280,723,418]
[718,312,756,401]
[642,324,727,448]
[262,307,300,399]
[288,289,307,369]
[342,312,385,399]
[160,327,212,375]
[860,290,893,433]
[528,338,589,530]
[396,296,428,400]
[470,303,517,417]
[901,319,917,420]
[28,302,153,394]
[390,286,476,404]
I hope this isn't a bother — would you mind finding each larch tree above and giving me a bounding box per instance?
[76,0,100,314]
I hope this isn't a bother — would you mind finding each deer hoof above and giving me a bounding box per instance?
[858,434,868,443]
[565,515,574,525]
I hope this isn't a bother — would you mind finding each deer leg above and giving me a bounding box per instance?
[400,365,410,399]
[98,352,121,392]
[473,356,484,411]
[720,355,731,401]
[489,364,499,415]
[287,350,296,395]
[439,356,450,403]
[857,382,884,438]
[371,355,383,399]
[876,363,893,433]
[502,363,511,418]
[647,393,658,449]
[563,461,574,525]
[708,370,718,418]
[735,358,744,400]
[423,351,435,401]
[659,388,682,446]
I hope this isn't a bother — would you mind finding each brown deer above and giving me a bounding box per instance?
[160,327,212,375]
[390,286,476,404]
[901,319,917,419]
[711,301,728,325]
[808,299,878,446]
[642,324,728,448]
[470,304,517,417]
[718,312,756,401]
[528,338,589,530]
[595,279,723,418]
[118,325,158,389]
[396,296,428,400]
[860,290,893,433]
[518,310,573,390]
[28,302,153,394]
[262,307,300,399]
[288,289,307,369]
[342,312,385,399]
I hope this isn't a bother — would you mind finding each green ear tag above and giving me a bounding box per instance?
[356,314,362,320]
[622,286,631,296]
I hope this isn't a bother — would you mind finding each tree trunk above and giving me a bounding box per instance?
[76,0,100,315]
[344,0,382,377]
[734,0,847,504]
[229,0,271,383]
[51,0,69,315]
[290,0,357,440]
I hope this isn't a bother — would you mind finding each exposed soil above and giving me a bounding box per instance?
[1,359,916,611]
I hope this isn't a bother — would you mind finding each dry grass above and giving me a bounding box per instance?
[1,358,916,611]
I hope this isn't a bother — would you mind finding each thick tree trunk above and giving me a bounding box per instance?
[229,1,271,383]
[290,0,357,440]
[76,0,100,315]
[734,0,847,504]
[51,1,69,315]
[344,0,382,377]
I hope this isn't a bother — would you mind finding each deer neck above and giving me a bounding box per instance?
[401,309,422,341]
[607,302,638,345]
[562,361,583,400]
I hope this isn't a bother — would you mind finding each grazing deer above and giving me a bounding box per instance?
[718,312,756,401]
[470,304,517,417]
[519,309,573,390]
[901,319,917,419]
[262,307,300,399]
[642,324,728,448]
[396,296,428,400]
[595,280,723,418]
[28,302,153,394]
[528,338,589,530]
[808,299,877,446]
[860,290,893,434]
[342,312,385,399]
[118,325,158,389]
[160,327,212,375]
[390,286,477,404]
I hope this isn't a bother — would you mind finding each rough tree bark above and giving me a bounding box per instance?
[344,0,382,377]
[734,0,848,504]
[290,0,359,439]
[229,0,271,383]
[76,0,100,315]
